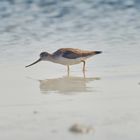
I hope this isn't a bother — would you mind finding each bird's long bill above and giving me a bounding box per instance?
[25,58,41,68]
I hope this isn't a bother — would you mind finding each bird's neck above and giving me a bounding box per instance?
[45,54,58,63]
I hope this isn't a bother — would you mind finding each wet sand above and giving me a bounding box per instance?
[0,62,139,140]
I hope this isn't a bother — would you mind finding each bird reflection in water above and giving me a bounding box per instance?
[39,75,100,94]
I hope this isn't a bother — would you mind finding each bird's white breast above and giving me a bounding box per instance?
[54,56,83,65]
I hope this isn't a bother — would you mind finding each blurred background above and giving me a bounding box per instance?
[0,0,140,66]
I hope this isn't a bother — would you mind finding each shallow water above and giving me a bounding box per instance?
[0,63,140,140]
[0,0,140,140]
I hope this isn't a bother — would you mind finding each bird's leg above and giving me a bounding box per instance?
[83,70,86,78]
[67,65,70,72]
[82,60,86,72]
[67,65,70,77]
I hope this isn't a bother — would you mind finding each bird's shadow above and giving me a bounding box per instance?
[37,74,101,94]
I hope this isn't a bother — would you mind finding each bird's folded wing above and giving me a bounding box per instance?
[53,48,96,59]
[62,51,81,59]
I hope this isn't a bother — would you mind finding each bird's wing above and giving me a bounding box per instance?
[53,48,98,59]
[53,48,81,59]
[62,50,82,59]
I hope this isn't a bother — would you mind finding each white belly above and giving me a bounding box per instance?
[54,57,85,65]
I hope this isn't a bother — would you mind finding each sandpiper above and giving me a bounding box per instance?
[25,48,102,72]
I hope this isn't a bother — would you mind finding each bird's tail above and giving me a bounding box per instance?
[87,51,102,56]
[94,51,102,55]
[81,51,102,58]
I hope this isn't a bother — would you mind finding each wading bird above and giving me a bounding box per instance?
[26,48,102,72]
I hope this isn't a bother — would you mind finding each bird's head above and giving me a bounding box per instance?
[39,52,50,60]
[25,52,50,68]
